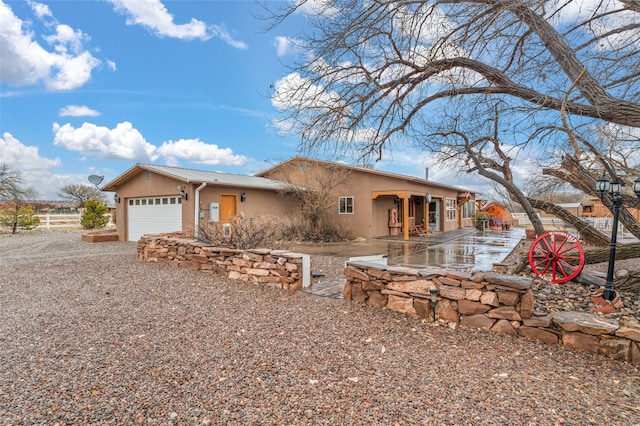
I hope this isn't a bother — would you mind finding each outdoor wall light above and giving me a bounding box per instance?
[114,194,121,204]
[595,172,640,301]
[240,192,246,202]
[179,186,188,201]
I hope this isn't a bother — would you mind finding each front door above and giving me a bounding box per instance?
[428,199,440,231]
[220,194,237,223]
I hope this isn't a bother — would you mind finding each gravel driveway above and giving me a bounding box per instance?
[1,232,639,425]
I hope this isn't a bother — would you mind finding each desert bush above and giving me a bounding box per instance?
[279,214,350,243]
[81,199,110,229]
[0,206,40,234]
[197,214,286,250]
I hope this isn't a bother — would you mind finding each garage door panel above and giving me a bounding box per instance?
[128,197,182,241]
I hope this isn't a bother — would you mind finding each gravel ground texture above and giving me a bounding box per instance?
[1,231,639,425]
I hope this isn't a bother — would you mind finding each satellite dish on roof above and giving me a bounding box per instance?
[88,175,104,188]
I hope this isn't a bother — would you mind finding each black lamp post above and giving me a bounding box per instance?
[595,173,640,301]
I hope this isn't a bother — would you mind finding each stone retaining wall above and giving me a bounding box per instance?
[137,234,310,290]
[344,260,640,364]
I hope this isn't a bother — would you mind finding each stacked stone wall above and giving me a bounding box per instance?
[344,260,640,364]
[137,234,307,290]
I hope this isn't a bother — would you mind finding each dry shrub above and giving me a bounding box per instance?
[197,215,288,250]
[279,214,350,243]
[197,213,350,248]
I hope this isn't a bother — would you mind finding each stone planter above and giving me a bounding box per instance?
[525,229,536,239]
[81,229,119,243]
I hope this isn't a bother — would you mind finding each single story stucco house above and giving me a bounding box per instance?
[102,157,476,242]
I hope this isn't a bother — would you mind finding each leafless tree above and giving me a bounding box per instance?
[265,0,640,233]
[264,158,352,241]
[0,164,23,200]
[0,166,39,233]
[58,184,105,208]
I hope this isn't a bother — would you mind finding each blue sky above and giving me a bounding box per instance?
[0,0,503,200]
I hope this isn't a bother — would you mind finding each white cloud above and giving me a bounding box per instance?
[1,131,61,170]
[272,72,344,113]
[106,59,117,72]
[52,121,159,162]
[0,132,65,198]
[292,0,340,17]
[27,0,52,19]
[275,36,293,56]
[0,0,101,91]
[108,0,248,48]
[210,24,248,50]
[59,105,101,117]
[52,121,248,167]
[157,138,247,167]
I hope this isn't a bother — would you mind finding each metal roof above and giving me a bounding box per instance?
[102,163,290,191]
[258,156,476,194]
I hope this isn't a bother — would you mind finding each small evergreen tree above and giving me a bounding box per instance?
[0,206,40,234]
[81,199,110,229]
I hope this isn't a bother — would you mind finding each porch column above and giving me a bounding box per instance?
[403,196,410,241]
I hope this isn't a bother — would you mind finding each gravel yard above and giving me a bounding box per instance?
[1,232,639,425]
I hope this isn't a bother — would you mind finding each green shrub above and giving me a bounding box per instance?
[81,199,110,229]
[0,206,40,234]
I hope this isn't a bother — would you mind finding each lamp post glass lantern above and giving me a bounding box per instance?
[595,173,640,301]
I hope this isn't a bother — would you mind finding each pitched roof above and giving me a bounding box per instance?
[258,156,475,194]
[557,202,583,208]
[102,163,290,192]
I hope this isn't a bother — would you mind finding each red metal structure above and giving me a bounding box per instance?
[528,232,585,283]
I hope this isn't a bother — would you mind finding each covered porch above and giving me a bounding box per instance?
[372,190,435,241]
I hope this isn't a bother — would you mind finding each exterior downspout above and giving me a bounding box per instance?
[194,182,207,239]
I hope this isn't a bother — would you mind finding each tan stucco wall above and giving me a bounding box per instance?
[109,169,186,241]
[194,185,297,233]
[260,159,475,240]
[337,169,472,239]
[108,169,297,241]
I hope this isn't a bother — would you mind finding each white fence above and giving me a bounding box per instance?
[511,213,629,236]
[36,214,82,229]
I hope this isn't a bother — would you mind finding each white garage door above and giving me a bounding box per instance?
[127,196,182,241]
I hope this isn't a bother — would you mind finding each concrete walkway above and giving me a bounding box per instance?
[299,227,526,298]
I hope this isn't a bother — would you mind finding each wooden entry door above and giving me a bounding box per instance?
[220,194,237,222]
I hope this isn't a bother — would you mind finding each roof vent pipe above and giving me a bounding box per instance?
[425,167,429,181]
[194,182,207,239]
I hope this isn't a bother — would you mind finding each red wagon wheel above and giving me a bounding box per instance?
[528,232,585,283]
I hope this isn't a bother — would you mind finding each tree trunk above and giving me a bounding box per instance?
[463,146,546,236]
[513,242,640,275]
[583,242,640,264]
[615,270,640,293]
[526,198,610,246]
[576,270,639,295]
[543,155,640,240]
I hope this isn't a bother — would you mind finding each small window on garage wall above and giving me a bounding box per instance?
[339,196,354,214]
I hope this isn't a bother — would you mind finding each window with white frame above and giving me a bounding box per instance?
[462,200,475,219]
[446,198,457,221]
[339,196,354,214]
